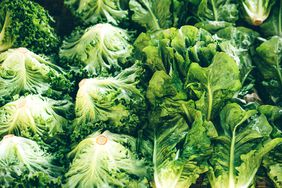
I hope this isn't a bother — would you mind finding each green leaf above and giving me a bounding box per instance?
[129,0,181,32]
[192,0,239,33]
[65,0,128,25]
[60,23,133,76]
[0,48,71,103]
[0,135,61,187]
[208,103,282,188]
[186,52,241,121]
[65,130,148,188]
[255,36,282,105]
[215,26,259,84]
[72,63,145,141]
[146,70,212,188]
[260,0,282,37]
[0,0,59,54]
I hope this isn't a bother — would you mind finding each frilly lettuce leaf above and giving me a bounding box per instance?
[0,48,71,104]
[60,23,133,76]
[72,63,145,141]
[65,0,128,25]
[65,130,148,188]
[0,135,61,187]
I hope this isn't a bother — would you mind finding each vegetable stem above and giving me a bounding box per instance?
[144,1,160,31]
[207,84,212,121]
[229,128,236,188]
[211,0,218,21]
[279,0,282,35]
[229,117,247,188]
[0,12,10,52]
[276,63,282,87]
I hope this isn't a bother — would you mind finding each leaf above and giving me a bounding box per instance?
[129,0,181,32]
[255,36,282,105]
[192,0,239,33]
[215,26,259,84]
[208,103,282,188]
[186,52,241,121]
[260,0,282,37]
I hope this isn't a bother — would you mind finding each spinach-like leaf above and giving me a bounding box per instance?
[260,0,282,37]
[129,0,181,32]
[208,103,282,188]
[186,52,241,121]
[191,0,239,33]
[255,36,282,105]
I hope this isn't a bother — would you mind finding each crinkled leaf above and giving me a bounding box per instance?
[65,130,148,188]
[60,23,133,76]
[65,0,128,25]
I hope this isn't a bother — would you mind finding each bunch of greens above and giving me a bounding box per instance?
[0,0,59,54]
[0,0,281,187]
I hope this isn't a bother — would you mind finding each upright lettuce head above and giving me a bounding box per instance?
[0,135,61,187]
[208,103,282,188]
[65,130,148,188]
[65,0,128,25]
[0,0,59,54]
[145,70,214,188]
[0,95,71,145]
[240,0,275,26]
[186,52,241,121]
[72,63,145,140]
[60,23,133,76]
[0,48,71,104]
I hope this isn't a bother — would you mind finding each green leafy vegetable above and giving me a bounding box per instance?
[260,0,282,37]
[0,0,59,54]
[254,36,282,105]
[208,103,282,188]
[129,0,181,32]
[65,130,148,188]
[64,0,128,25]
[186,52,241,121]
[0,95,70,139]
[72,63,145,141]
[189,0,239,33]
[134,25,217,80]
[0,135,61,187]
[240,0,275,26]
[0,48,71,104]
[60,23,133,76]
[146,70,213,188]
[215,27,259,84]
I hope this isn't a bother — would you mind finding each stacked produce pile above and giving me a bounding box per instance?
[0,0,281,187]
